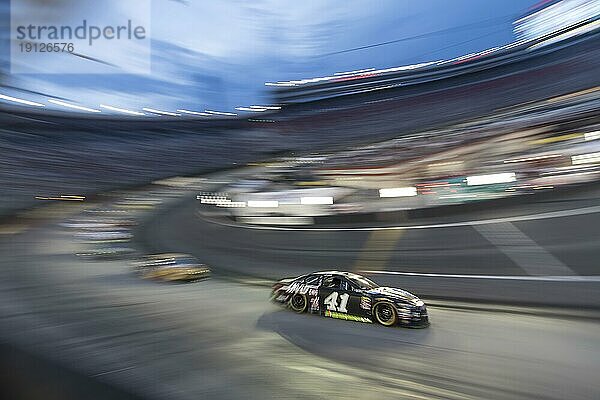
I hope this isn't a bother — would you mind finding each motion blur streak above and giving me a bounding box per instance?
[141,108,181,117]
[48,99,101,113]
[0,0,599,399]
[0,93,45,107]
[99,104,145,116]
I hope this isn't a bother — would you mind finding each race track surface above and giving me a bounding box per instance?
[1,172,599,399]
[0,222,599,400]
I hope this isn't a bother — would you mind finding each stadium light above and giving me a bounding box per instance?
[205,110,237,116]
[235,107,267,112]
[584,131,600,141]
[0,93,45,107]
[247,200,279,208]
[466,173,516,186]
[48,99,101,113]
[379,187,418,197]
[142,107,180,116]
[100,104,145,116]
[572,152,600,165]
[300,196,333,205]
[177,109,212,116]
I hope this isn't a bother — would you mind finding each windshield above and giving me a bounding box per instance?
[348,276,379,290]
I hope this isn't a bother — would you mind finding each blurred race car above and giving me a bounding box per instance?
[75,228,132,242]
[271,271,428,328]
[132,253,211,282]
[76,244,137,260]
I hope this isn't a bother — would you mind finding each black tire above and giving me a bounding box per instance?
[373,302,397,326]
[289,293,308,313]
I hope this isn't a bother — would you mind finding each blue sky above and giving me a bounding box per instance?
[1,0,536,113]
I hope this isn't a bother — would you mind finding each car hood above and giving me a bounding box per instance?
[367,286,421,304]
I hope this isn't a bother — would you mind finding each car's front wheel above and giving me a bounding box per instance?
[373,302,397,326]
[289,293,307,313]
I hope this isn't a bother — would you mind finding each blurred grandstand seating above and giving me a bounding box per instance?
[0,26,598,218]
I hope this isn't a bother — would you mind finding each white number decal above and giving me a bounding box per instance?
[324,292,338,310]
[338,293,349,313]
[323,292,350,313]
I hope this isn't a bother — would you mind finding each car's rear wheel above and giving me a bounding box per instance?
[289,293,307,313]
[374,302,397,326]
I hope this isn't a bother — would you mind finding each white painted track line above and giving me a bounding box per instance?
[359,270,600,281]
[199,205,600,232]
[474,222,576,276]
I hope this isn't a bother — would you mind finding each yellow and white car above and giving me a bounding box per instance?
[133,253,211,282]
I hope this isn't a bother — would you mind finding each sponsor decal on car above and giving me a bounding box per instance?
[360,296,371,310]
[324,310,371,323]
[310,296,320,312]
[397,306,412,319]
[276,294,288,302]
[284,282,318,296]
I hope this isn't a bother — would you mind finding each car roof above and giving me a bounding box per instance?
[146,253,193,259]
[311,271,363,279]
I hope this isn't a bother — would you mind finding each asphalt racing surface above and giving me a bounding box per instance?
[1,220,599,400]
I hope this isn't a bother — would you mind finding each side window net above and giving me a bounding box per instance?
[323,276,343,289]
[304,275,321,286]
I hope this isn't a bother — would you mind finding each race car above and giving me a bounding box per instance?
[76,244,137,260]
[132,253,211,282]
[271,271,428,327]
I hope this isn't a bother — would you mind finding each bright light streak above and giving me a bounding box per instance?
[300,196,334,205]
[142,107,180,116]
[252,105,281,110]
[238,216,313,225]
[268,61,439,87]
[584,131,600,141]
[35,195,85,201]
[200,198,226,204]
[205,110,237,116]
[177,109,212,116]
[199,196,246,207]
[572,152,600,165]
[100,104,145,116]
[265,82,296,87]
[333,68,375,76]
[48,99,100,113]
[466,173,516,186]
[504,154,561,163]
[0,93,45,107]
[247,200,279,208]
[375,61,439,74]
[527,20,600,50]
[235,107,267,112]
[379,187,418,197]
[217,201,246,208]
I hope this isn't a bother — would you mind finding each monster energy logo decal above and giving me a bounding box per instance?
[324,310,372,323]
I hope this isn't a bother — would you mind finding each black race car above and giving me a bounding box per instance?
[271,271,428,328]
